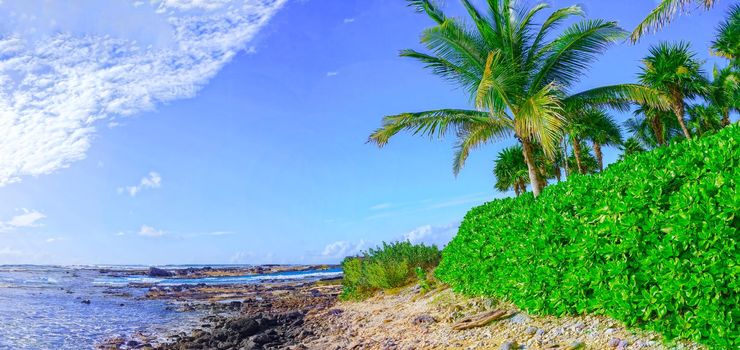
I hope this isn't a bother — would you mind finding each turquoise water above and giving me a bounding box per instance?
[0,265,341,349]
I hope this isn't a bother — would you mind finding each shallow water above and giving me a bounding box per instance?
[0,265,341,350]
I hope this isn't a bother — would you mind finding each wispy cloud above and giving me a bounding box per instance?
[0,0,287,186]
[343,18,355,23]
[118,171,162,197]
[326,71,339,77]
[0,209,46,232]
[45,237,66,243]
[139,225,165,237]
[364,192,495,221]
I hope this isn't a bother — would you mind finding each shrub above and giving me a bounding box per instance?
[340,241,441,300]
[436,125,739,349]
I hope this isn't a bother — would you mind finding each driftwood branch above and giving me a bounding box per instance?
[452,309,513,330]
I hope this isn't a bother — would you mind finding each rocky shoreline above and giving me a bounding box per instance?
[97,267,705,350]
[96,265,342,350]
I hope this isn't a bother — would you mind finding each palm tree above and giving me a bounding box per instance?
[619,137,647,159]
[625,106,686,149]
[631,0,716,43]
[686,104,723,135]
[584,110,622,172]
[494,145,529,196]
[639,42,708,140]
[711,4,739,66]
[369,0,667,198]
[707,65,739,126]
[566,141,599,174]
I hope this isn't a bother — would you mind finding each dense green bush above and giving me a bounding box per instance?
[341,241,441,300]
[436,125,739,349]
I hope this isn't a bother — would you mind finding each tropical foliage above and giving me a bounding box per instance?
[368,0,665,197]
[638,42,708,140]
[631,0,717,42]
[436,125,740,349]
[340,241,440,301]
[711,4,739,65]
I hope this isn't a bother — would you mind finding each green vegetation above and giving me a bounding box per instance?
[340,241,441,301]
[436,125,739,349]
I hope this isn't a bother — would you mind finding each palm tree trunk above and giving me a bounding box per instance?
[671,90,691,139]
[572,137,585,174]
[593,142,603,172]
[562,137,570,177]
[554,164,561,182]
[521,138,543,198]
[650,116,666,146]
[722,109,730,127]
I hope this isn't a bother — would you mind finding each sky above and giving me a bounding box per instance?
[0,0,735,265]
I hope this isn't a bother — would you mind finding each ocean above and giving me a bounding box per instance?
[0,265,342,349]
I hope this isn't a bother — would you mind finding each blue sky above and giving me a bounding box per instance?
[0,0,734,265]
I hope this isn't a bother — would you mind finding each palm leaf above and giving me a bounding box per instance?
[531,20,627,92]
[565,84,671,112]
[452,118,512,175]
[368,109,493,147]
[631,0,716,43]
[514,83,564,156]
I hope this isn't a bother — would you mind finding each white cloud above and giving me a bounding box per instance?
[139,224,165,237]
[113,231,126,236]
[326,71,339,77]
[118,171,162,196]
[402,223,458,247]
[343,18,355,23]
[45,236,65,243]
[321,239,366,260]
[0,208,46,231]
[0,0,287,186]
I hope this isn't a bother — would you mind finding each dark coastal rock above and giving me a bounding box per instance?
[148,267,173,277]
[81,299,91,304]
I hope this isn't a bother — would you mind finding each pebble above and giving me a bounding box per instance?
[500,340,518,350]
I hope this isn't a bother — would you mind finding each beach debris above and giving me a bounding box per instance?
[452,309,513,330]
[500,340,519,350]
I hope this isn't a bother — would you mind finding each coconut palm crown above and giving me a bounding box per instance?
[711,4,739,65]
[639,41,709,139]
[368,0,667,198]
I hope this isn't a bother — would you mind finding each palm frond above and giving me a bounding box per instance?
[711,4,739,62]
[475,50,519,114]
[630,0,716,43]
[565,84,671,112]
[400,49,480,92]
[514,83,564,156]
[452,118,512,175]
[531,20,627,92]
[524,5,584,70]
[407,0,446,24]
[368,109,493,147]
